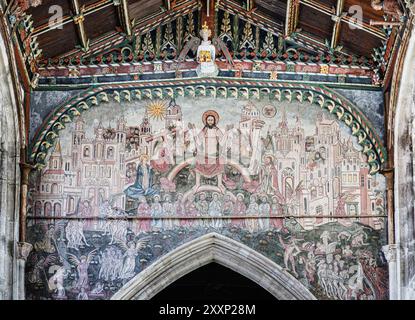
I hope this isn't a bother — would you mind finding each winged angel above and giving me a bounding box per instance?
[114,238,150,280]
[178,21,234,77]
[67,249,97,289]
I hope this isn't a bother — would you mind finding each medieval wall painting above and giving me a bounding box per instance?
[26,96,388,300]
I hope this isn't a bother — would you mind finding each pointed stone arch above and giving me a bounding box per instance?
[111,232,317,300]
[0,24,22,299]
[391,22,415,300]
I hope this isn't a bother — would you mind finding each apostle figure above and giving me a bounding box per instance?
[196,21,219,77]
[232,193,246,228]
[270,195,283,230]
[258,195,271,230]
[174,193,185,215]
[195,192,209,216]
[189,110,229,192]
[208,192,223,229]
[184,194,198,227]
[222,193,234,215]
[150,195,163,230]
[163,194,175,230]
[246,195,259,232]
[124,154,158,199]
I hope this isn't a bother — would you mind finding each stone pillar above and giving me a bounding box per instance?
[382,244,399,300]
[16,242,32,300]
[19,162,33,243]
[382,169,395,244]
[14,162,33,300]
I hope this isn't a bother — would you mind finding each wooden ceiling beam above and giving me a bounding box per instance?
[164,0,172,11]
[341,15,387,40]
[330,0,345,49]
[131,1,199,36]
[246,0,255,12]
[300,0,331,16]
[285,0,300,37]
[200,0,216,32]
[71,0,90,52]
[114,0,132,36]
[219,0,283,35]
[32,0,113,37]
[300,0,386,40]
[55,0,198,60]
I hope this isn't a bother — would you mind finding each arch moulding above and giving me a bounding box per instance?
[392,18,415,300]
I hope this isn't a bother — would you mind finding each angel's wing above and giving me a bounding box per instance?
[135,237,150,251]
[212,37,234,66]
[114,239,129,252]
[86,249,98,265]
[177,36,201,62]
[67,253,80,267]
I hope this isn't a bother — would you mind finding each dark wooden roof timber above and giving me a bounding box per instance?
[7,0,409,83]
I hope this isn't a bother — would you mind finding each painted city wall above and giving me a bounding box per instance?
[25,96,389,300]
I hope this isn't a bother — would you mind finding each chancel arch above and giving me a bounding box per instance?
[392,25,415,300]
[2,0,415,302]
[23,81,389,301]
[0,25,22,300]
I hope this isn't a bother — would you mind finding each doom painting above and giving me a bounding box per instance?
[26,97,388,300]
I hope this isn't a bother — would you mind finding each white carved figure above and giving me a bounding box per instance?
[196,22,219,77]
[178,21,233,77]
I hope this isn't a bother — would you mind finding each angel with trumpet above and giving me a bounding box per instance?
[114,238,150,280]
[67,249,97,290]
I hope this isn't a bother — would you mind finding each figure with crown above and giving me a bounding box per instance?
[196,22,219,77]
[177,21,234,78]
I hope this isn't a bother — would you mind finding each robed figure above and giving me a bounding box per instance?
[189,110,227,191]
[259,155,283,201]
[124,154,158,199]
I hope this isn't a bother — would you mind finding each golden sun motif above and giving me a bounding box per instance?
[146,100,167,120]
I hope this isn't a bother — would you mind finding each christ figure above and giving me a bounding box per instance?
[189,110,229,192]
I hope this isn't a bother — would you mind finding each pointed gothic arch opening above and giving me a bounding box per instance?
[152,262,277,300]
[111,233,316,300]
